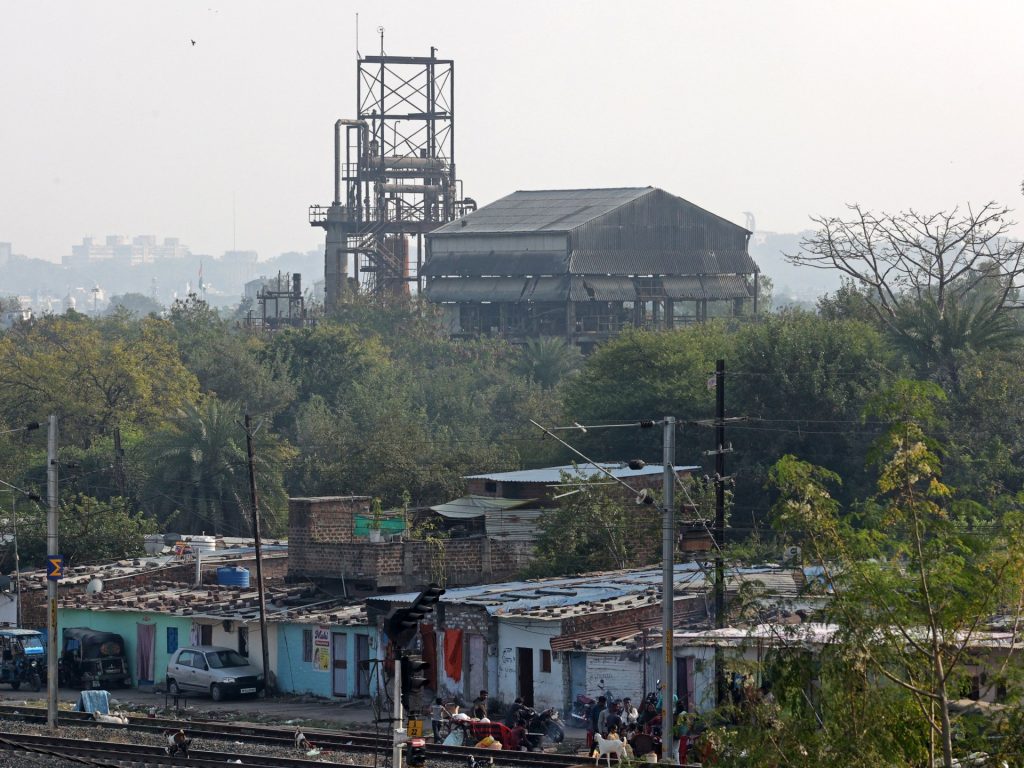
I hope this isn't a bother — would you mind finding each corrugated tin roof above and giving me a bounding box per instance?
[465,462,698,484]
[485,507,545,542]
[662,275,753,300]
[432,188,653,235]
[569,276,637,302]
[368,564,802,617]
[569,249,758,276]
[421,251,568,278]
[423,276,529,302]
[431,495,535,519]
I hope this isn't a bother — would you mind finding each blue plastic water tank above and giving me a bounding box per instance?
[217,566,251,588]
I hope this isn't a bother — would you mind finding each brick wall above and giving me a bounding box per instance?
[288,496,534,591]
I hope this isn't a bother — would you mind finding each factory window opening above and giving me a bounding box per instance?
[540,649,551,673]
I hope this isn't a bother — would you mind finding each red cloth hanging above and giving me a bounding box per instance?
[443,628,463,682]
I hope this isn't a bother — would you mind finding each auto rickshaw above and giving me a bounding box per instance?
[0,628,46,692]
[58,627,132,689]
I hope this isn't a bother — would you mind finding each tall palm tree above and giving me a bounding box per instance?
[514,336,583,389]
[134,399,294,536]
[891,294,1022,388]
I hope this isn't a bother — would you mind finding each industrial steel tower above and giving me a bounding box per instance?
[310,46,474,309]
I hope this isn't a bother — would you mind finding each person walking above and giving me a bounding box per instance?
[588,695,606,750]
[430,697,445,743]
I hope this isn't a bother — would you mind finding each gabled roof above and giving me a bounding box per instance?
[431,188,653,235]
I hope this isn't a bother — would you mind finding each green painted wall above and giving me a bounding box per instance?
[59,609,193,686]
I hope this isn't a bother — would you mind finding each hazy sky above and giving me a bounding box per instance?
[2,1,1023,262]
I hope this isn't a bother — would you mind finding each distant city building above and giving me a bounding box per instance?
[0,296,31,329]
[65,235,190,266]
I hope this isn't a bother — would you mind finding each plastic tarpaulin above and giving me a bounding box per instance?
[74,690,110,714]
[444,629,463,682]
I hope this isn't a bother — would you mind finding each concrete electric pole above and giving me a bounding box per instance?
[46,414,59,731]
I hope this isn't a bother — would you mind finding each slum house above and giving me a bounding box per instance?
[366,564,805,714]
[287,496,535,593]
[58,582,373,698]
[15,541,288,635]
[592,620,1023,715]
[421,187,759,350]
[578,568,814,714]
[429,463,698,545]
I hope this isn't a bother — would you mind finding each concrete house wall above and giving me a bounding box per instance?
[496,619,563,711]
[58,609,278,689]
[276,623,377,698]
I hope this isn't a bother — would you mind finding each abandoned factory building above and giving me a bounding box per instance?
[421,187,760,348]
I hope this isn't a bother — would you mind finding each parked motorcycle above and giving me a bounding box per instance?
[570,693,595,726]
[520,707,564,751]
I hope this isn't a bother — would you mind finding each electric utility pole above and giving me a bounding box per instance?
[244,413,272,697]
[661,416,675,765]
[714,359,727,705]
[46,414,58,731]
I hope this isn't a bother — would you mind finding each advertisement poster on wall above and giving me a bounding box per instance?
[313,625,331,671]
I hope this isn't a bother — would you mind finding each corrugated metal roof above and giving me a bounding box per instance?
[421,250,569,278]
[465,462,698,484]
[485,507,545,542]
[423,276,528,302]
[424,276,573,303]
[569,276,637,302]
[660,276,704,300]
[368,563,802,617]
[432,188,653,235]
[701,274,753,299]
[569,249,758,276]
[431,495,535,519]
[662,275,753,300]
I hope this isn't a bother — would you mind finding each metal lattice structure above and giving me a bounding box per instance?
[311,47,475,308]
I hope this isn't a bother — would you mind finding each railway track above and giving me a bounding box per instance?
[0,705,590,768]
[0,729,355,768]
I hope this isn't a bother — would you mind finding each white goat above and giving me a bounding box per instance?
[592,733,627,767]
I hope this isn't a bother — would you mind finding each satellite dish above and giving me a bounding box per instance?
[86,578,104,594]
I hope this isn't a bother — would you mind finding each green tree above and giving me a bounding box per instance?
[15,494,157,567]
[767,381,1024,768]
[513,336,583,389]
[132,398,295,536]
[0,313,198,447]
[526,475,661,576]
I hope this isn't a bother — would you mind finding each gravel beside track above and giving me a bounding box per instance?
[0,712,593,768]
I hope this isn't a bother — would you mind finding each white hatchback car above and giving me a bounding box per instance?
[166,645,264,701]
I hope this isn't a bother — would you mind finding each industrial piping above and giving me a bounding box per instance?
[334,119,369,205]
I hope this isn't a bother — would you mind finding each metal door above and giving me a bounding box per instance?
[467,634,485,702]
[569,653,586,713]
[354,634,370,696]
[332,633,348,697]
[517,647,534,706]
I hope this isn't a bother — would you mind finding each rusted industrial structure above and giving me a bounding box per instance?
[310,47,475,308]
[421,187,759,349]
